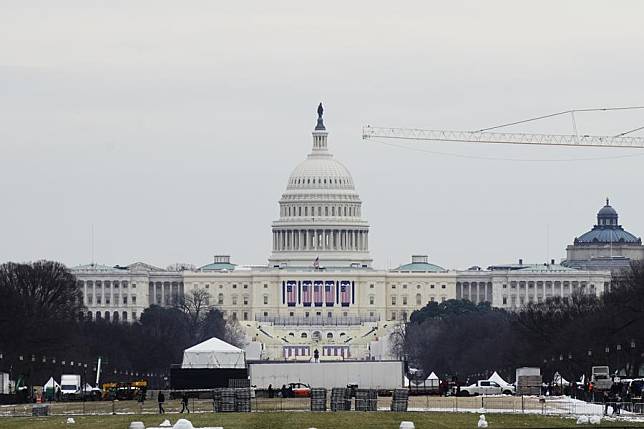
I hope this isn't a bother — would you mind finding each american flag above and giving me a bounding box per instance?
[325,282,334,305]
[302,282,312,306]
[287,282,297,306]
[314,281,323,306]
[341,282,350,306]
[313,256,319,269]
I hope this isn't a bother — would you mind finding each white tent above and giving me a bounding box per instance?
[44,377,60,390]
[425,371,439,387]
[403,375,410,387]
[553,371,571,386]
[181,337,246,369]
[487,371,510,387]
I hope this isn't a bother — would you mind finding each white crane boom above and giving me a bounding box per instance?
[362,126,644,149]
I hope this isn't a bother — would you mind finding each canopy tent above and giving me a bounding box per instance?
[181,337,246,369]
[403,375,410,387]
[553,372,571,386]
[425,371,439,387]
[427,372,439,380]
[44,377,60,390]
[487,371,510,386]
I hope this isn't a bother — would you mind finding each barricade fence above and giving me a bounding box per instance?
[1,394,643,418]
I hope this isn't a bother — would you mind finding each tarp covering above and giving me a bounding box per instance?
[487,371,510,386]
[181,337,246,369]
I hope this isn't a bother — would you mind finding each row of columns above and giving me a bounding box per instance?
[148,282,184,305]
[273,229,368,252]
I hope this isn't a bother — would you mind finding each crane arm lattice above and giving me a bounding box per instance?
[362,126,644,149]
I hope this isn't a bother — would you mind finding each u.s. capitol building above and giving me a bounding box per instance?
[72,105,635,361]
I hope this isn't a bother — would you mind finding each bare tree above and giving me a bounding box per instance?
[177,289,212,343]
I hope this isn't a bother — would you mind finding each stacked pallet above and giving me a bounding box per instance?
[219,388,237,412]
[354,389,377,411]
[390,388,409,412]
[229,378,251,388]
[330,388,349,411]
[235,387,252,412]
[212,390,222,412]
[310,388,327,411]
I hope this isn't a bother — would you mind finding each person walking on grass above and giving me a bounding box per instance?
[158,391,165,414]
[180,392,190,413]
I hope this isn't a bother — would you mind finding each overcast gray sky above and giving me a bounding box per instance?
[2,1,644,270]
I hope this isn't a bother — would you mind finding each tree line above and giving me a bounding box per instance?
[402,262,644,384]
[0,261,243,387]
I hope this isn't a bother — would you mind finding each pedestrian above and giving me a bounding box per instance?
[603,391,609,416]
[180,392,190,413]
[268,384,274,399]
[158,391,165,414]
[281,384,288,398]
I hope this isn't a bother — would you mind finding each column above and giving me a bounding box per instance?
[299,230,304,250]
[161,283,165,305]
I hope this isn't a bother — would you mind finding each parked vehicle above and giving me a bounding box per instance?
[456,380,515,396]
[288,382,311,397]
[591,366,613,391]
[60,375,81,399]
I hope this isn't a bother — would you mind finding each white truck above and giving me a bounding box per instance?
[591,366,613,391]
[457,380,515,396]
[60,374,82,399]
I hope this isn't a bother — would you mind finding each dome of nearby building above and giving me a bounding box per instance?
[391,255,446,273]
[268,104,371,268]
[574,199,641,245]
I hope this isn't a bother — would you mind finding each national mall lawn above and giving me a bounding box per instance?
[2,412,644,429]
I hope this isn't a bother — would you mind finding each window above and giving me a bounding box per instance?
[131,312,137,321]
[122,296,128,305]
[232,295,238,305]
[289,311,294,317]
[369,295,375,305]
[370,284,374,289]
[264,284,268,288]
[416,284,421,289]
[231,312,237,320]
[96,296,102,305]
[263,295,269,305]
[243,312,248,321]
[301,332,308,339]
[403,284,407,289]
[218,294,224,305]
[402,296,407,305]
[416,294,422,305]
[205,284,209,289]
[122,311,128,321]
[87,295,93,305]
[263,311,268,317]
[441,285,446,289]
[243,295,249,305]
[327,312,332,318]
[305,311,310,318]
[502,296,507,305]
[391,312,396,320]
[132,296,136,305]
[233,284,237,289]
[391,296,397,305]
[244,284,248,289]
[391,285,396,289]
[105,296,110,305]
[369,311,375,317]
[132,283,136,289]
[327,332,333,339]
[430,284,435,289]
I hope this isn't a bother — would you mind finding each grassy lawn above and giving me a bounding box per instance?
[1,412,643,429]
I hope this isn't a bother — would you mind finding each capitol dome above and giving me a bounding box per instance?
[268,104,372,268]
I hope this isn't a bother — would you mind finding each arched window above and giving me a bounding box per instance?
[122,311,128,321]
[104,311,110,321]
[325,206,328,216]
[327,332,333,339]
[305,207,308,216]
[87,312,93,321]
[113,311,119,322]
[298,207,302,216]
[301,332,308,339]
[331,207,335,216]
